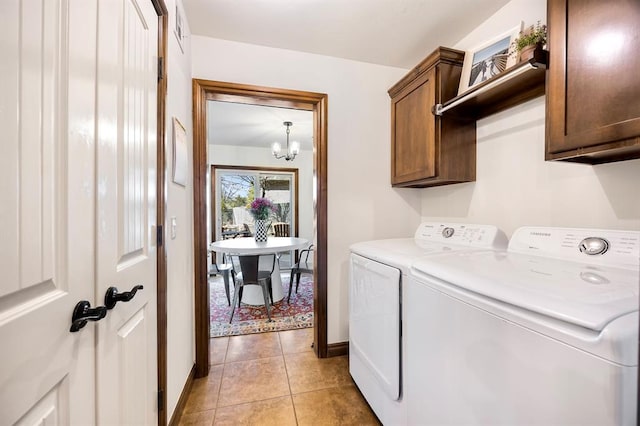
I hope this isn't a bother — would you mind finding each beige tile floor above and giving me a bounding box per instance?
[178,328,381,426]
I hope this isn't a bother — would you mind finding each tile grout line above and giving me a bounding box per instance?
[210,337,231,425]
[279,331,300,425]
[211,362,227,425]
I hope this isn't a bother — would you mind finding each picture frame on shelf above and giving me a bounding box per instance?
[458,23,522,95]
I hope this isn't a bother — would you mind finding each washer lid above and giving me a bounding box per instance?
[411,250,639,332]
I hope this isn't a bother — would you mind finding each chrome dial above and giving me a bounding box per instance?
[442,227,455,238]
[578,237,609,256]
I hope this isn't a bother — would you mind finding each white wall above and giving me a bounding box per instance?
[208,145,314,241]
[192,37,423,343]
[164,0,194,420]
[420,0,640,235]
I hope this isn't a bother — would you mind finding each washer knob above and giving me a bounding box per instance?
[442,227,455,238]
[579,237,609,256]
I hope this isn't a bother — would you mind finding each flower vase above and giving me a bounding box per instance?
[254,220,269,242]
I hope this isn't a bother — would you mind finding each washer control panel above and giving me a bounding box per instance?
[509,227,639,268]
[414,222,507,248]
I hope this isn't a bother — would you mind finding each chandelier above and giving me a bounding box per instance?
[271,121,299,161]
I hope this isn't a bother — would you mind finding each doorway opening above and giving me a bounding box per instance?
[192,79,328,378]
[209,165,313,337]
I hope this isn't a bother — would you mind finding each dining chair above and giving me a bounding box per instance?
[228,253,276,322]
[271,222,291,267]
[272,222,290,237]
[208,251,234,306]
[288,244,314,303]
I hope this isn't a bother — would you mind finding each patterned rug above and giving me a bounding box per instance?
[210,272,314,337]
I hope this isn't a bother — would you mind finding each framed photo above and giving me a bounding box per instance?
[458,23,522,95]
[174,4,184,53]
[172,117,188,187]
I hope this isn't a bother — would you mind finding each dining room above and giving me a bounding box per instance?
[205,101,316,346]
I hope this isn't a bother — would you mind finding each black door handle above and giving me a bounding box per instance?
[70,300,107,332]
[104,285,144,309]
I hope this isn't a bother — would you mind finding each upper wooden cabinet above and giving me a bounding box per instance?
[389,47,476,187]
[546,0,640,163]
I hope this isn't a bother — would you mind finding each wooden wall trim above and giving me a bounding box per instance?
[192,80,329,379]
[313,94,328,358]
[168,365,196,426]
[326,341,349,358]
[192,80,210,377]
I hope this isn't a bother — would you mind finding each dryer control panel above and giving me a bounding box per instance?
[509,227,640,269]
[414,222,507,249]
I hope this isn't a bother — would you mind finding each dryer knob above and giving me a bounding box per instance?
[442,227,455,238]
[579,237,609,256]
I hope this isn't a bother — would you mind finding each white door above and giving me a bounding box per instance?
[96,0,159,424]
[0,0,97,424]
[0,0,159,424]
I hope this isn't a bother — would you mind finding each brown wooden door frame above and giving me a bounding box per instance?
[192,79,328,378]
[151,0,168,424]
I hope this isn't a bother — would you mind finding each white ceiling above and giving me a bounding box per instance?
[183,0,511,69]
[207,102,314,150]
[197,1,512,149]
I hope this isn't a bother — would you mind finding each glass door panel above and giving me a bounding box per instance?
[214,169,297,269]
[217,172,256,240]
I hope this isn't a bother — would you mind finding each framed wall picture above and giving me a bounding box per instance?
[458,23,522,95]
[174,4,184,53]
[172,117,188,187]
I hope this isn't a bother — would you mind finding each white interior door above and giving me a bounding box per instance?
[95,0,159,424]
[0,0,159,424]
[0,0,97,424]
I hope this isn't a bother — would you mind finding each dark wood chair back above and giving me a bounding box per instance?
[272,222,290,237]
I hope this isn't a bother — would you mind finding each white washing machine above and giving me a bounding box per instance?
[349,222,507,425]
[406,226,639,425]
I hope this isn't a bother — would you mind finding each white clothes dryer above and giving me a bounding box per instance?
[406,226,639,425]
[349,222,507,425]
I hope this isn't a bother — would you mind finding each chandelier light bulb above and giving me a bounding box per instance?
[290,141,300,155]
[271,121,298,161]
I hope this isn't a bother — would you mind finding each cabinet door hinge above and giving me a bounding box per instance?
[157,225,163,247]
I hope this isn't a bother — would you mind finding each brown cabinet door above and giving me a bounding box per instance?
[391,72,437,185]
[547,0,640,161]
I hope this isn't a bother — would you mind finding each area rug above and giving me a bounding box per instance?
[210,273,313,337]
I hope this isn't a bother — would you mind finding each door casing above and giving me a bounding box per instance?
[151,0,168,425]
[192,79,328,377]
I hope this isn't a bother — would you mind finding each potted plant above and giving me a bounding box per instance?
[249,197,275,242]
[512,21,547,62]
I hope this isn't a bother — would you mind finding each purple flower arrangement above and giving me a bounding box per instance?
[249,197,276,221]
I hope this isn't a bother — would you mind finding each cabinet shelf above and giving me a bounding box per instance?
[434,48,548,120]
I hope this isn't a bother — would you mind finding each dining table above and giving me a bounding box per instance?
[209,236,310,305]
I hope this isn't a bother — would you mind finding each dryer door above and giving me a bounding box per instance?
[349,253,401,401]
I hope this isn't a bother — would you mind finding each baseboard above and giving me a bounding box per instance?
[326,341,349,357]
[168,364,196,426]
